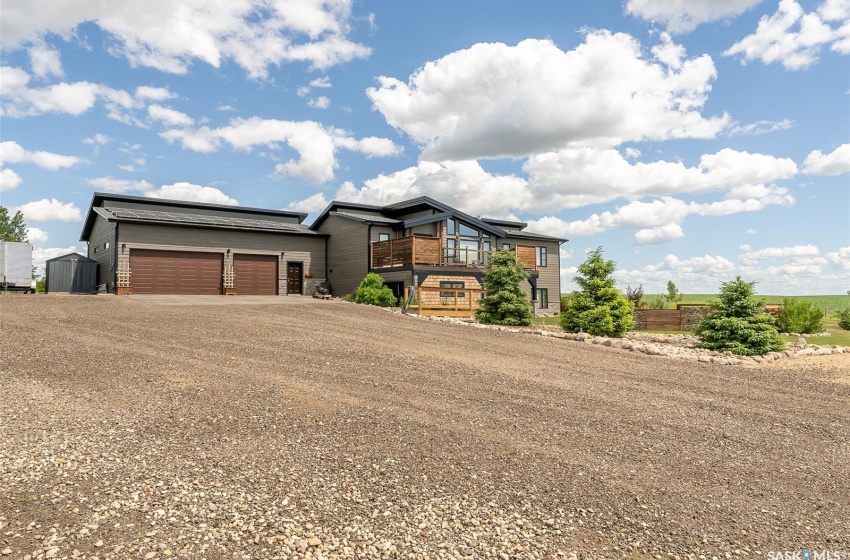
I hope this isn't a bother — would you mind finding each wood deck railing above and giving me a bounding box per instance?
[412,285,490,317]
[371,236,537,270]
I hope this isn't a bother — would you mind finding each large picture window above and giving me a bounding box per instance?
[536,246,548,267]
[440,281,465,298]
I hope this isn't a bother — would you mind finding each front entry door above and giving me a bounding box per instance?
[287,262,303,295]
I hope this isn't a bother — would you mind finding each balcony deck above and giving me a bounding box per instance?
[371,236,537,270]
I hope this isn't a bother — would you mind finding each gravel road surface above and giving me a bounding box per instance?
[1,296,848,559]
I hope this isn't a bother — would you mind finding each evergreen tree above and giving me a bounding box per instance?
[560,247,633,337]
[0,206,29,242]
[695,276,785,355]
[476,249,534,326]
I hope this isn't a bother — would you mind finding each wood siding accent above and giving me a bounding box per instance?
[514,245,537,270]
[130,249,222,294]
[87,215,116,286]
[317,214,368,297]
[233,254,278,295]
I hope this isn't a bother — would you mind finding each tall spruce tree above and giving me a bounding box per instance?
[560,247,633,337]
[475,249,534,326]
[695,276,785,355]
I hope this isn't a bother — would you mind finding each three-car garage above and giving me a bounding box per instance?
[81,193,327,296]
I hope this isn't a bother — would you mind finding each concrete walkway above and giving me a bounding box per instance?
[125,294,339,306]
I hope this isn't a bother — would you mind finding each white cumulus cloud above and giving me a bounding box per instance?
[634,223,686,245]
[87,177,155,193]
[0,168,23,191]
[161,117,401,185]
[26,227,49,244]
[143,182,238,205]
[28,40,63,78]
[626,0,764,33]
[147,104,193,127]
[1,0,372,79]
[0,141,84,170]
[15,198,82,222]
[367,33,729,160]
[802,143,850,175]
[724,0,849,70]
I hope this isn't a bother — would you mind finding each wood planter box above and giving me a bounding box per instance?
[224,288,237,295]
[116,287,133,295]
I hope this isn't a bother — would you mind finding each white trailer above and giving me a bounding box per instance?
[1,241,34,293]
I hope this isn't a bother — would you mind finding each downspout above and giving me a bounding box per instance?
[324,235,328,281]
[367,223,373,272]
[113,222,119,293]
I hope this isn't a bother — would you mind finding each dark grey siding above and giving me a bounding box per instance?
[87,215,116,286]
[105,200,301,224]
[317,214,369,296]
[118,223,325,277]
[46,257,98,293]
[505,237,562,314]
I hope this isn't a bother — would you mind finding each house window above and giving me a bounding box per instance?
[93,246,99,254]
[440,281,465,298]
[458,223,479,237]
[378,233,390,242]
[536,288,549,309]
[536,246,548,267]
[446,219,456,235]
[502,243,511,250]
[104,242,110,249]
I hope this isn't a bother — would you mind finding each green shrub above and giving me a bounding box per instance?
[353,273,396,307]
[695,277,785,356]
[647,296,667,309]
[476,249,534,326]
[35,277,45,293]
[776,298,824,334]
[560,247,633,337]
[837,308,850,330]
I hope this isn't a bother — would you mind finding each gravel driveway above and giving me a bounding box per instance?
[1,296,848,559]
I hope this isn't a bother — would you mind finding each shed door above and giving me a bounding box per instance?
[234,254,278,295]
[287,262,303,295]
[130,249,222,295]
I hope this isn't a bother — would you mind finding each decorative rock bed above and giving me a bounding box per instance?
[385,308,847,366]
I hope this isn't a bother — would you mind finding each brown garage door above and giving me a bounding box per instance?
[130,249,222,295]
[234,254,278,295]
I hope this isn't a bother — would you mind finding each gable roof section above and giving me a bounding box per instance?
[381,197,505,237]
[45,252,95,263]
[330,210,401,225]
[310,196,505,237]
[481,217,528,230]
[502,229,567,242]
[80,192,313,241]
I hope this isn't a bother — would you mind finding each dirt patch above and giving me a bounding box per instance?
[1,296,849,559]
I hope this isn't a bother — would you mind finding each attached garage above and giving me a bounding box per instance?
[130,249,223,295]
[80,193,328,296]
[234,254,278,295]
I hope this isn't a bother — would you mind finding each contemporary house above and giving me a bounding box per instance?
[80,193,327,295]
[79,193,565,313]
[311,197,565,314]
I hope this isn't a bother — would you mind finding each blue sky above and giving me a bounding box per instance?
[1,0,848,294]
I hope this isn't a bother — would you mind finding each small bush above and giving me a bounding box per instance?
[647,296,667,309]
[353,273,396,307]
[339,293,354,302]
[837,308,850,330]
[35,277,45,293]
[625,284,644,308]
[776,298,825,334]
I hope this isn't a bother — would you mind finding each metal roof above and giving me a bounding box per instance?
[331,210,401,224]
[503,229,567,242]
[89,206,325,237]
